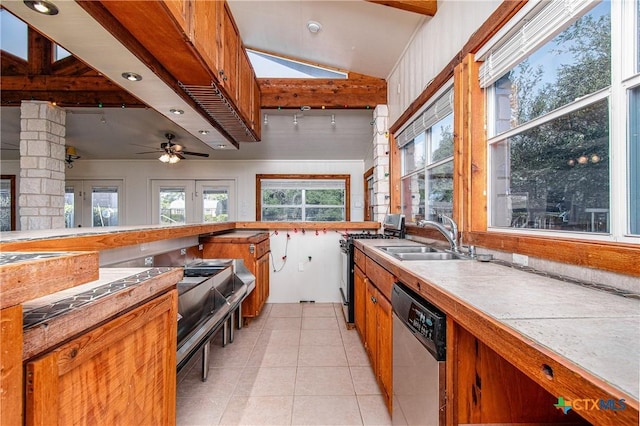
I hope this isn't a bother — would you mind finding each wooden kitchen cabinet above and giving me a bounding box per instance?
[357,251,394,414]
[202,232,270,325]
[354,264,367,341]
[190,0,222,74]
[162,0,191,37]
[24,290,178,426]
[238,48,255,124]
[220,2,240,102]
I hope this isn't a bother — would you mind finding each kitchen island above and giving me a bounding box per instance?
[355,238,639,425]
[0,221,379,425]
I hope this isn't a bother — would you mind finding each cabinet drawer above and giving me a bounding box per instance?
[253,240,270,259]
[354,248,366,271]
[365,257,395,301]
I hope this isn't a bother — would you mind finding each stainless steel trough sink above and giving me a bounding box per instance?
[377,245,470,261]
[379,246,440,254]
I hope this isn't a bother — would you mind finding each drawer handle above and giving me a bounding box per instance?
[371,295,377,304]
[541,364,554,380]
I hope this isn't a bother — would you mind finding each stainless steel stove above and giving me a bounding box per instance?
[339,214,405,325]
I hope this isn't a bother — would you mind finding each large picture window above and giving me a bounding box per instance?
[480,0,640,238]
[257,174,350,221]
[398,87,453,223]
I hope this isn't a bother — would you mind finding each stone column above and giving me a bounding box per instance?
[19,101,66,230]
[372,105,390,224]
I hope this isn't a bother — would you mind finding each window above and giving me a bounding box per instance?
[480,0,640,238]
[0,175,16,231]
[630,86,640,234]
[152,180,235,224]
[257,175,350,221]
[397,87,454,223]
[1,10,28,60]
[247,49,347,79]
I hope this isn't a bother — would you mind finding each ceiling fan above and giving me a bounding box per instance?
[136,133,209,163]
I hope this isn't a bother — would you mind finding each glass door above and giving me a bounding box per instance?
[65,180,123,228]
[152,179,236,224]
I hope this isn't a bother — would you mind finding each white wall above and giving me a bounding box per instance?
[387,0,501,125]
[45,158,366,225]
[268,231,345,303]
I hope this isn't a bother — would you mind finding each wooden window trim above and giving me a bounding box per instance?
[255,174,351,221]
[1,175,16,231]
[363,167,373,221]
[393,0,640,278]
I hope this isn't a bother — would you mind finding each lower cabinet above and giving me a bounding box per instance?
[24,290,178,426]
[202,232,270,324]
[355,253,393,414]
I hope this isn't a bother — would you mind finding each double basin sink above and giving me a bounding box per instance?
[378,245,470,261]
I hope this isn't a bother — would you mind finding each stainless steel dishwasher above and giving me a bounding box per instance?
[392,282,446,426]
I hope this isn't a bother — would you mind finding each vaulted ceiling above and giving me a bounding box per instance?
[0,0,434,161]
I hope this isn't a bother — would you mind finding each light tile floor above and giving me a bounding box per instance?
[176,303,392,426]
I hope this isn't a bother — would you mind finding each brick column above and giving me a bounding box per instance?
[19,101,66,230]
[372,105,390,224]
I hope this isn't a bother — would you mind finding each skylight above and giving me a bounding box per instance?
[247,49,347,79]
[1,10,28,60]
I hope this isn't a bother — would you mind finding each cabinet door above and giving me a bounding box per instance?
[354,265,367,342]
[251,77,261,137]
[238,49,254,123]
[220,3,239,101]
[25,291,177,426]
[162,0,190,36]
[377,293,393,412]
[365,281,378,371]
[257,253,270,313]
[191,0,222,75]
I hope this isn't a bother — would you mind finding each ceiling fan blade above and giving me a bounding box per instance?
[176,153,186,160]
[181,151,210,157]
[135,150,162,154]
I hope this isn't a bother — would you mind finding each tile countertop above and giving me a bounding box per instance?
[355,239,640,402]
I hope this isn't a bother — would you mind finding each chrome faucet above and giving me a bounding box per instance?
[417,214,461,253]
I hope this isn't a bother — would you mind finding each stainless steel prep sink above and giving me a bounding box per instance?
[379,246,440,254]
[377,245,469,261]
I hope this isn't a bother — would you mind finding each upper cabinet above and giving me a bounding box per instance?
[96,0,261,143]
[162,0,191,37]
[181,0,258,139]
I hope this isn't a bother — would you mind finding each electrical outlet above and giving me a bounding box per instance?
[298,262,304,272]
[513,253,529,266]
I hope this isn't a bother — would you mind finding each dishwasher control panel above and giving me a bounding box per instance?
[392,282,446,361]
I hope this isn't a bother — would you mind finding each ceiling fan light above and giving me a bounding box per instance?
[159,153,170,163]
[168,154,180,164]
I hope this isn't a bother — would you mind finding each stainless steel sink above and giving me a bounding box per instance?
[377,245,469,261]
[379,246,440,254]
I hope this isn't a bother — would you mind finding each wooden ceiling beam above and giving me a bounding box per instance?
[258,76,387,109]
[1,75,128,92]
[0,90,144,108]
[365,0,437,16]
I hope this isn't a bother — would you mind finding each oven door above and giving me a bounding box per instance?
[339,242,349,304]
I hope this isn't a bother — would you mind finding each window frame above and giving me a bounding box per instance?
[256,174,351,221]
[479,0,640,243]
[398,84,454,224]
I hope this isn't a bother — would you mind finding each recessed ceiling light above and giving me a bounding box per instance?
[307,20,322,34]
[24,0,59,15]
[198,130,210,135]
[170,108,184,115]
[217,144,226,149]
[121,72,142,82]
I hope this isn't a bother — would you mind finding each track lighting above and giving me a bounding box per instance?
[264,113,268,125]
[331,114,335,126]
[293,114,298,125]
